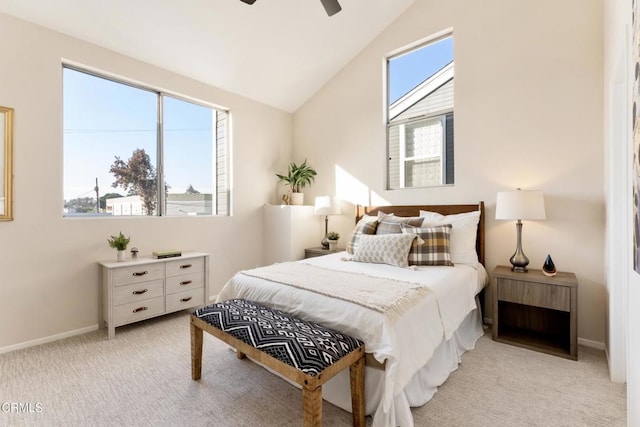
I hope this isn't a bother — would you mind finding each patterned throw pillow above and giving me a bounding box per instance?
[419,210,481,264]
[375,212,424,235]
[401,223,454,266]
[351,233,417,268]
[346,215,378,255]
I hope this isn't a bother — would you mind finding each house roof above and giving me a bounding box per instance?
[0,0,416,113]
[389,61,454,121]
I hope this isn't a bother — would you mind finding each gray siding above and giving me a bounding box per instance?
[216,110,229,215]
[391,79,453,124]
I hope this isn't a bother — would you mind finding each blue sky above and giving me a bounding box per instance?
[388,36,453,105]
[63,68,213,202]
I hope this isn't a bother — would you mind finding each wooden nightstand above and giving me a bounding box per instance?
[492,265,578,360]
[304,247,343,259]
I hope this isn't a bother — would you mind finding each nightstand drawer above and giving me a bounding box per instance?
[498,279,570,312]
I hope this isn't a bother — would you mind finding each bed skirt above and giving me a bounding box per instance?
[320,302,484,427]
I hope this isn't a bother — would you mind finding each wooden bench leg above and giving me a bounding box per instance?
[236,350,246,359]
[191,319,203,380]
[350,357,365,427]
[302,385,322,427]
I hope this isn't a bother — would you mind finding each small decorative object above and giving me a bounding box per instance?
[495,188,546,272]
[281,194,289,205]
[276,159,317,206]
[107,231,131,262]
[542,254,557,276]
[327,231,340,251]
[130,247,139,259]
[314,196,341,248]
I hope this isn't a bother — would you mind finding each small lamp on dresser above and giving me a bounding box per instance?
[314,196,341,249]
[495,188,546,272]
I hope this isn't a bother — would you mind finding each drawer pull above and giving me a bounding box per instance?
[133,306,148,313]
[180,297,193,303]
[180,264,192,269]
[132,271,148,277]
[132,289,148,295]
[180,280,192,286]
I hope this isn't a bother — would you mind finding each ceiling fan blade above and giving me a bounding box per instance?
[239,0,257,4]
[320,0,341,16]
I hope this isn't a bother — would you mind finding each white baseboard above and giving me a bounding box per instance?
[578,337,605,350]
[0,324,99,355]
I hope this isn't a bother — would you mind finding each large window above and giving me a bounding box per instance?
[63,66,229,217]
[386,34,454,189]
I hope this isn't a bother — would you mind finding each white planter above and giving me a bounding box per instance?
[328,240,338,251]
[117,250,126,262]
[290,192,304,205]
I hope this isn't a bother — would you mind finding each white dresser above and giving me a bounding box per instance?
[100,252,210,339]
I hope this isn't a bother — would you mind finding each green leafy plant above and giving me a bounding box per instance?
[275,159,317,193]
[327,231,340,241]
[107,231,131,251]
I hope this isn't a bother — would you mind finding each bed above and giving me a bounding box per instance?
[216,203,487,427]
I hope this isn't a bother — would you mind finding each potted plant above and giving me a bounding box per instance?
[276,159,317,205]
[108,231,131,262]
[327,231,340,251]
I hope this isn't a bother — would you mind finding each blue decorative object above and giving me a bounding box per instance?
[543,254,557,277]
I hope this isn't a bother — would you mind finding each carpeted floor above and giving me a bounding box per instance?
[0,311,626,426]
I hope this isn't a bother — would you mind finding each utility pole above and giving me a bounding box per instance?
[94,177,100,213]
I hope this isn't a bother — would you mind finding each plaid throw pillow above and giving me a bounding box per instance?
[346,215,378,255]
[351,234,417,268]
[375,213,424,235]
[401,223,454,266]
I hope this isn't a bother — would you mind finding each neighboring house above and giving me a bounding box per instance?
[388,62,454,189]
[106,194,213,216]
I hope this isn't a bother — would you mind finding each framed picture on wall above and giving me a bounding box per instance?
[634,0,640,272]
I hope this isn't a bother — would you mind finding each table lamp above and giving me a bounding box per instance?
[495,189,546,272]
[314,196,341,249]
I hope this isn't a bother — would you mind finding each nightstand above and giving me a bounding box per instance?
[304,247,343,259]
[492,265,578,360]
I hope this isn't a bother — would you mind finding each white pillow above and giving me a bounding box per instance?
[351,234,418,268]
[419,210,480,264]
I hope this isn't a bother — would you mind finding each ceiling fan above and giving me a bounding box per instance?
[239,0,342,17]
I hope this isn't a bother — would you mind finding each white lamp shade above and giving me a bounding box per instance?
[495,190,546,220]
[314,196,341,216]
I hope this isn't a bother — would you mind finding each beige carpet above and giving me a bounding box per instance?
[0,312,626,426]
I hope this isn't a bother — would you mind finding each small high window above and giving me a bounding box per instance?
[386,34,454,189]
[63,66,230,217]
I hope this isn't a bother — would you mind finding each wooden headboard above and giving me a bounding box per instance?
[355,202,485,266]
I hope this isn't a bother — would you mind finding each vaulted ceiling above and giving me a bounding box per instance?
[0,0,416,112]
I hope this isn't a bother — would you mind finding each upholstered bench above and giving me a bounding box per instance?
[190,298,365,427]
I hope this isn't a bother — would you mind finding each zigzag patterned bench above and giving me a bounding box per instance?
[190,299,365,427]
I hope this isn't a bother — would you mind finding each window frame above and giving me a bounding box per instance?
[384,29,454,191]
[62,63,231,217]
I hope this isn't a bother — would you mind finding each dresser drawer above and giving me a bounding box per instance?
[113,263,165,286]
[113,279,164,306]
[166,257,204,277]
[165,271,204,294]
[498,279,570,312]
[113,296,165,327]
[166,288,204,312]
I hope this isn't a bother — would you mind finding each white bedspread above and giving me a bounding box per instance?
[216,252,488,427]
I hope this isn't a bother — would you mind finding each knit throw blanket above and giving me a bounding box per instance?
[240,262,431,323]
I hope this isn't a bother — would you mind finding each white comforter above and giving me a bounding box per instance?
[217,253,487,427]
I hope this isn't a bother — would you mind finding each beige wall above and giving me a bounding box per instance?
[293,0,605,343]
[0,13,293,349]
